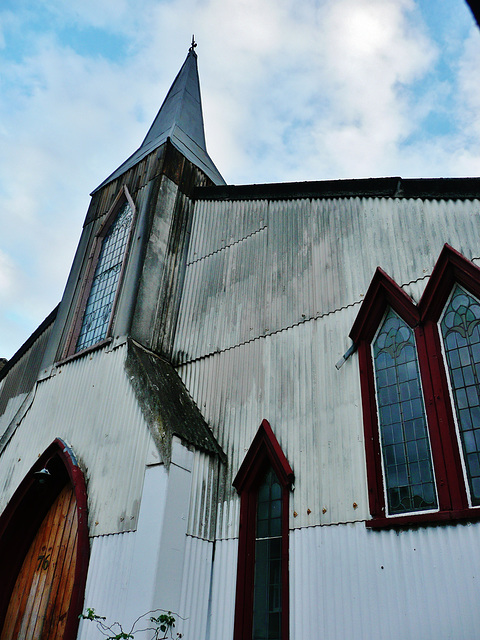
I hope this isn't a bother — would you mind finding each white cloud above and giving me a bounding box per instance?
[0,0,479,357]
[0,250,15,298]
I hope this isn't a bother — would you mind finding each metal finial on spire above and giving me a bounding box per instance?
[189,34,197,52]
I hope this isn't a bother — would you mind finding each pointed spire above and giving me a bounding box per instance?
[93,45,225,192]
[141,47,207,152]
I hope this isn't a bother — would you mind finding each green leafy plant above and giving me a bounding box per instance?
[79,608,183,640]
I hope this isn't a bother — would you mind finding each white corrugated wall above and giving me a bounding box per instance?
[179,306,368,535]
[0,341,160,536]
[290,521,480,640]
[170,194,480,640]
[175,197,480,363]
[175,194,480,535]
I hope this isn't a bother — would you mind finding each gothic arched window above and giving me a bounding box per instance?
[233,420,293,640]
[351,245,480,528]
[66,187,136,356]
[373,309,437,514]
[440,285,480,505]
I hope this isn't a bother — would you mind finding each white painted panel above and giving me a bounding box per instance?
[77,463,168,639]
[126,464,168,618]
[291,521,480,640]
[152,439,194,614]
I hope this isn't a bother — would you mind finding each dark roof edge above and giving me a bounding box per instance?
[0,305,59,382]
[193,177,480,202]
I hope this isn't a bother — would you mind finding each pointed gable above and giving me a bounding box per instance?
[94,49,225,192]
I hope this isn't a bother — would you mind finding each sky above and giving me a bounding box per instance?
[0,0,479,360]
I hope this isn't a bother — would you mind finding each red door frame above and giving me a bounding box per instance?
[0,438,89,640]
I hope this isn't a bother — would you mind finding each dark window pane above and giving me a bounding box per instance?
[258,502,269,521]
[460,409,473,430]
[382,424,395,446]
[472,477,480,502]
[271,482,282,500]
[467,386,479,406]
[463,431,476,453]
[463,366,475,386]
[472,406,480,427]
[253,467,282,640]
[257,520,269,539]
[271,500,281,519]
[385,445,395,466]
[467,453,480,478]
[410,462,421,484]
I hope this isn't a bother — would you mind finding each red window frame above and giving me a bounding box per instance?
[350,244,480,528]
[233,419,294,640]
[64,186,136,358]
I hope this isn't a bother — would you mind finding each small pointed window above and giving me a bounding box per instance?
[233,420,293,640]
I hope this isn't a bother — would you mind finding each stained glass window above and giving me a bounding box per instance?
[373,309,437,515]
[76,200,133,352]
[440,286,480,505]
[252,467,282,640]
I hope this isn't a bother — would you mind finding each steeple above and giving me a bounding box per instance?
[94,46,225,192]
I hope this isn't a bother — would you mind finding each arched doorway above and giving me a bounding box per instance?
[0,439,89,640]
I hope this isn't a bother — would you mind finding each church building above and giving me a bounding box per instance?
[1,44,480,640]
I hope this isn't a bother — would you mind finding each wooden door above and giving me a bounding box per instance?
[1,483,78,640]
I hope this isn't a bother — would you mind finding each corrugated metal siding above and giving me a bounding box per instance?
[291,521,480,640]
[173,194,480,537]
[178,306,368,534]
[77,532,137,639]
[177,536,238,640]
[206,537,238,640]
[174,197,480,363]
[0,316,54,419]
[0,343,159,536]
[187,198,269,263]
[187,450,222,540]
[178,536,213,639]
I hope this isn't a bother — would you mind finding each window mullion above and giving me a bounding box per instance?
[421,321,469,510]
[415,324,454,510]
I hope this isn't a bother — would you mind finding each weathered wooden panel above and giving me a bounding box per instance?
[1,484,77,640]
